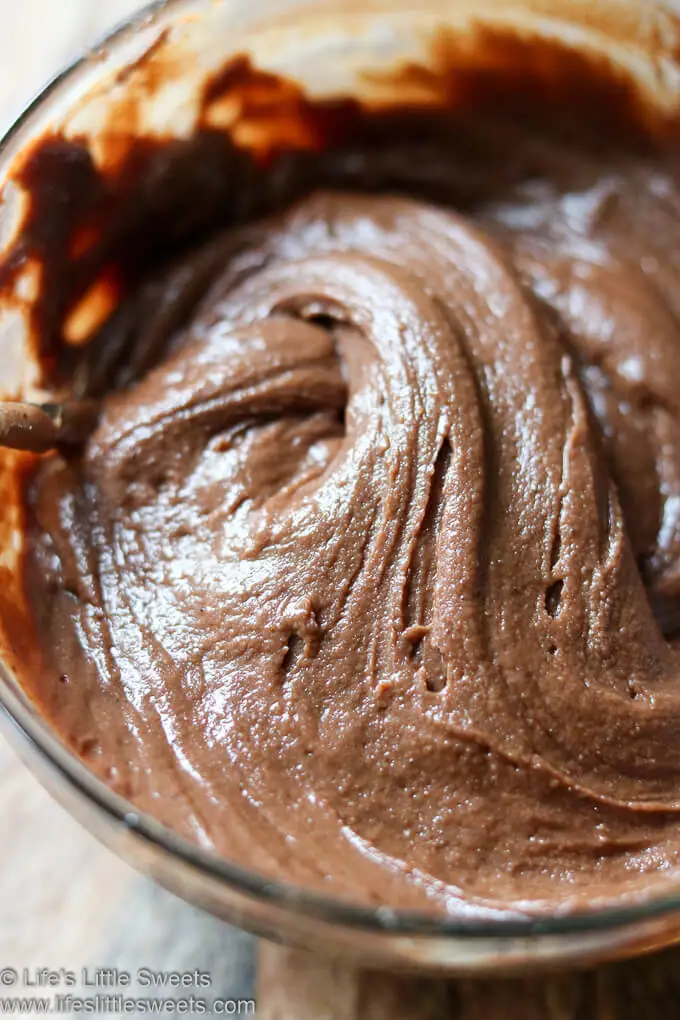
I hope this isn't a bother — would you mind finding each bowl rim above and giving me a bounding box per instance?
[3,0,680,944]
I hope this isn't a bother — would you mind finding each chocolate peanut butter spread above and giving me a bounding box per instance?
[8,40,680,917]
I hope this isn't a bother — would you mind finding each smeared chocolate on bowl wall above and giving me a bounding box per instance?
[4,26,680,916]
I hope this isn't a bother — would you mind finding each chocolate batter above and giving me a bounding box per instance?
[8,45,680,917]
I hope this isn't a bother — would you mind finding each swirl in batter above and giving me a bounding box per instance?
[17,117,680,916]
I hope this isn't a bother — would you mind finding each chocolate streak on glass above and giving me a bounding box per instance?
[0,30,672,397]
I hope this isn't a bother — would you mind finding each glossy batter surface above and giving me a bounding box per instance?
[20,122,680,916]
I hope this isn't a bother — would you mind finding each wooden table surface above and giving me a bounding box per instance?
[3,4,680,1018]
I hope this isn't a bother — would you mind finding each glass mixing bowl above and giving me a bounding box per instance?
[2,0,680,975]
